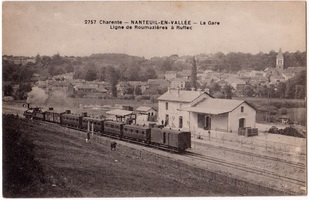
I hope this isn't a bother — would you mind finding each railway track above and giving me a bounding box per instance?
[35,120,181,153]
[184,151,306,188]
[31,120,306,194]
[194,141,306,170]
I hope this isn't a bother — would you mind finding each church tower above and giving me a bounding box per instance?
[276,48,284,70]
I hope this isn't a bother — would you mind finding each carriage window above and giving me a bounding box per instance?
[111,125,114,128]
[142,131,145,135]
[136,130,139,133]
[130,129,133,132]
[124,128,127,131]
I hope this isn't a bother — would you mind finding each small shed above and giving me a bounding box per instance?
[135,106,157,117]
[105,109,136,124]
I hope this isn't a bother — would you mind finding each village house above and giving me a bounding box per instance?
[170,78,190,89]
[177,70,191,80]
[52,72,74,81]
[148,79,170,88]
[117,81,148,95]
[157,89,256,133]
[225,76,246,90]
[164,71,177,81]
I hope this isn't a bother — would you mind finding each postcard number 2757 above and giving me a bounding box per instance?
[85,20,96,24]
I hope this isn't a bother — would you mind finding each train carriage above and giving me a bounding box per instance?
[150,128,191,152]
[104,121,125,138]
[123,124,151,142]
[61,113,83,129]
[81,117,106,134]
[45,108,66,124]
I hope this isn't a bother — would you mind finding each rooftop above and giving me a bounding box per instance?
[158,89,206,103]
[106,109,133,116]
[181,98,253,114]
[135,106,156,112]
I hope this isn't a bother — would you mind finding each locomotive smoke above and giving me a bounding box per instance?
[44,90,70,107]
[27,87,49,105]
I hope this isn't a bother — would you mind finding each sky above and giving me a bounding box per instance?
[2,1,306,58]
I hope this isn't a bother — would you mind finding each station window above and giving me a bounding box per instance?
[241,106,244,113]
[165,102,168,110]
[136,130,139,133]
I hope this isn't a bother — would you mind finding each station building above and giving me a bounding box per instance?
[157,89,256,133]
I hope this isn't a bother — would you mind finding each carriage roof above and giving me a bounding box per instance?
[151,127,190,134]
[123,124,150,130]
[104,120,125,125]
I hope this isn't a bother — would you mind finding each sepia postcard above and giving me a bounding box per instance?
[2,1,307,198]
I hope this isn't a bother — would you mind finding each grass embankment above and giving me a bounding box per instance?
[3,114,79,197]
[3,115,239,197]
[5,115,278,197]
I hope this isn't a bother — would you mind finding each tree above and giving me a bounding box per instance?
[15,83,32,100]
[141,67,157,81]
[84,68,97,81]
[209,82,221,95]
[191,57,197,90]
[135,86,142,95]
[123,65,141,81]
[243,85,254,97]
[4,85,14,96]
[222,84,233,99]
[65,63,74,73]
[35,54,41,64]
[105,66,120,97]
[295,85,305,99]
[98,67,106,81]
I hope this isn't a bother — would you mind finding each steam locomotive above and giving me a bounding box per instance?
[23,107,191,152]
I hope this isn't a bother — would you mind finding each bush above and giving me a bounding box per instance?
[120,95,135,100]
[135,96,143,101]
[280,108,288,115]
[141,95,151,100]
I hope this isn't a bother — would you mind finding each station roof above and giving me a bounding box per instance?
[106,109,133,116]
[158,90,210,103]
[181,98,255,115]
[135,106,156,112]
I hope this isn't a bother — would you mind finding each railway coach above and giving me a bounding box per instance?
[123,124,151,142]
[104,121,125,138]
[44,108,66,124]
[62,111,85,129]
[81,117,108,134]
[150,127,191,152]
